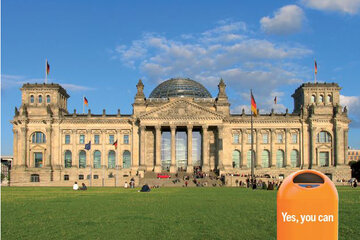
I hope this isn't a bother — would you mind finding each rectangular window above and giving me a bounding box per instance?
[94,135,100,144]
[263,133,269,144]
[79,135,85,144]
[109,135,114,144]
[79,175,84,180]
[319,152,329,167]
[277,134,283,143]
[64,175,69,181]
[30,174,40,182]
[292,133,298,144]
[124,135,129,144]
[34,152,43,168]
[233,134,239,144]
[247,134,252,144]
[93,175,99,179]
[65,135,70,144]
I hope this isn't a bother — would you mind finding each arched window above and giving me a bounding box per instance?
[317,131,332,143]
[64,150,72,168]
[79,150,86,168]
[311,95,316,103]
[276,150,284,168]
[46,95,51,103]
[108,150,115,169]
[38,95,42,103]
[30,95,34,103]
[232,150,241,168]
[327,95,332,103]
[319,95,324,103]
[93,150,101,169]
[290,150,300,168]
[261,150,270,168]
[247,150,255,168]
[32,132,46,143]
[123,150,131,169]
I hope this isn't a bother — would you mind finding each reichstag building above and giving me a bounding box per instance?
[10,78,351,186]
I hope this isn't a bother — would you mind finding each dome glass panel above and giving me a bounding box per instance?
[149,78,212,98]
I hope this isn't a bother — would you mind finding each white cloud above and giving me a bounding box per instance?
[1,74,93,92]
[113,20,313,112]
[340,95,360,127]
[260,5,305,35]
[301,0,360,15]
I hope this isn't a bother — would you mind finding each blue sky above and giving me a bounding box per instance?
[2,0,360,155]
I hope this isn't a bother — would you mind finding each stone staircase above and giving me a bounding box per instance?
[139,171,223,188]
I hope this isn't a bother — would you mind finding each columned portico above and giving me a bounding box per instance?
[154,125,162,173]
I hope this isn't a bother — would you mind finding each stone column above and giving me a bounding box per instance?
[255,129,261,168]
[285,129,290,168]
[186,125,193,173]
[270,129,276,168]
[46,127,52,167]
[170,125,177,173]
[298,129,303,169]
[202,125,210,172]
[154,125,162,173]
[140,125,146,169]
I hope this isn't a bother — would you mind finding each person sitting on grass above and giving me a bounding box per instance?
[80,183,87,190]
[73,182,79,190]
[139,184,151,192]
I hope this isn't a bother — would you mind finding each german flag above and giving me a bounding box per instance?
[113,140,118,149]
[251,91,257,116]
[314,60,318,75]
[46,61,50,75]
[84,97,88,106]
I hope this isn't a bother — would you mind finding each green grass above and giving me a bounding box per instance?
[1,187,359,240]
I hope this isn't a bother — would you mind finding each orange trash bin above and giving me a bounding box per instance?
[277,170,338,240]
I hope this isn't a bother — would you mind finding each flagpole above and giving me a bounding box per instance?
[83,96,85,114]
[250,90,255,184]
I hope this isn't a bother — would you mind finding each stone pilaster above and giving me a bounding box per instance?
[72,129,77,168]
[13,129,18,166]
[154,125,162,173]
[170,125,177,173]
[270,129,276,168]
[46,127,52,167]
[310,126,317,168]
[186,125,193,173]
[86,129,91,168]
[117,129,122,168]
[255,129,261,168]
[21,127,27,167]
[241,129,246,168]
[101,130,106,168]
[285,129,290,168]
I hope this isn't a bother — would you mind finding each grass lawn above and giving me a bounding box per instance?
[1,186,359,240]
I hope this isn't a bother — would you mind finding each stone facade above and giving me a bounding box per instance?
[10,79,351,186]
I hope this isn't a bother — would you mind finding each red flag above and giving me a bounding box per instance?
[113,140,118,149]
[251,91,257,116]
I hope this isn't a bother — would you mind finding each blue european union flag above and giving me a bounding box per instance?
[85,141,91,150]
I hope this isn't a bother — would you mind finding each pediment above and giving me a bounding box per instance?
[140,99,224,120]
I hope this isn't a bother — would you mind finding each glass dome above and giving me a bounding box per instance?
[149,78,212,98]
